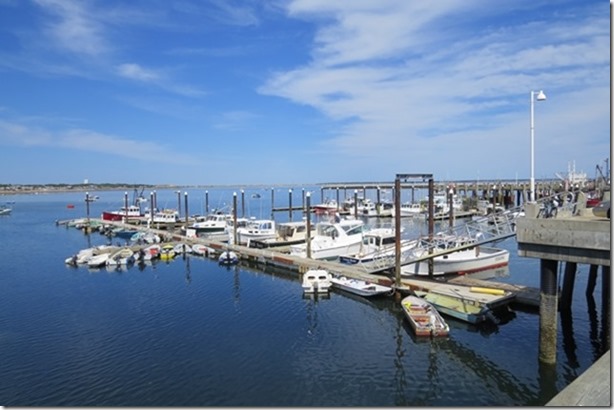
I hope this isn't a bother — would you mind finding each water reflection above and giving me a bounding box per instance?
[393,314,409,406]
[183,255,192,286]
[232,265,240,304]
[560,309,579,370]
[303,292,330,336]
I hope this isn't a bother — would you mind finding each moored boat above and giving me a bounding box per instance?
[313,199,338,215]
[106,247,135,266]
[191,243,215,256]
[301,269,332,294]
[339,228,417,265]
[218,250,239,265]
[159,244,176,261]
[401,245,509,276]
[401,295,450,337]
[235,219,276,246]
[329,275,393,297]
[290,218,366,261]
[102,205,143,221]
[416,291,490,324]
[140,244,161,261]
[87,252,110,268]
[249,220,315,249]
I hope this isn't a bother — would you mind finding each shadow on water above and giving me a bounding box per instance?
[587,293,610,363]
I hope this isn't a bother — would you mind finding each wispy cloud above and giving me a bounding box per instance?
[0,118,198,165]
[33,0,110,57]
[213,110,259,131]
[260,1,609,173]
[117,63,161,82]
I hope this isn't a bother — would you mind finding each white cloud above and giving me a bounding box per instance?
[33,0,109,56]
[0,119,198,165]
[117,63,161,82]
[259,1,610,179]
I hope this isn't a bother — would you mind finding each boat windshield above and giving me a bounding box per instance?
[342,223,364,236]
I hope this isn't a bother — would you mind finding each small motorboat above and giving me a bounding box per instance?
[159,244,176,261]
[106,247,135,266]
[140,244,161,261]
[218,250,239,265]
[329,275,393,297]
[401,295,450,337]
[192,243,214,256]
[301,269,332,294]
[87,252,110,268]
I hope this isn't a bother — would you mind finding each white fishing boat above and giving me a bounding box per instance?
[399,202,424,217]
[401,244,510,276]
[149,209,180,226]
[313,199,338,215]
[188,211,232,234]
[290,218,366,261]
[235,219,276,246]
[301,269,332,294]
[329,275,393,297]
[249,220,315,249]
[339,228,418,265]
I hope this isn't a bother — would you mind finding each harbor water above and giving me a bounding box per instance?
[0,188,609,406]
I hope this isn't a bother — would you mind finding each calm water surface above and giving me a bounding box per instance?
[0,189,609,406]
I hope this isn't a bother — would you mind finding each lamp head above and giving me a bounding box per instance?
[536,90,546,101]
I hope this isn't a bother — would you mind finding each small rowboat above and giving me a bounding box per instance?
[401,295,450,337]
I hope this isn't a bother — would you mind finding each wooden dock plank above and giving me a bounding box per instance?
[546,350,611,406]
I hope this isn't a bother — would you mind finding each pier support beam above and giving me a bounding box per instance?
[560,262,577,311]
[539,259,559,364]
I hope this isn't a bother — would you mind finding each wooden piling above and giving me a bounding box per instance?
[539,259,559,364]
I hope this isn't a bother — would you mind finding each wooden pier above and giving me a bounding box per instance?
[75,218,528,313]
[546,350,611,406]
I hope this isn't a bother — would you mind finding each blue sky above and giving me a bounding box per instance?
[0,0,610,186]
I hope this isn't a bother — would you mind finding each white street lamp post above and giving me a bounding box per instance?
[530,90,547,202]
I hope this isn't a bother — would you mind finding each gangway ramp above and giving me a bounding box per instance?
[356,191,580,275]
[356,204,523,275]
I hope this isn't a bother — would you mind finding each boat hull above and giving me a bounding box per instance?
[302,270,332,293]
[402,247,509,276]
[330,276,392,297]
[421,291,488,324]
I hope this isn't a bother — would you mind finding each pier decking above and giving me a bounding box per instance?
[546,350,611,406]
